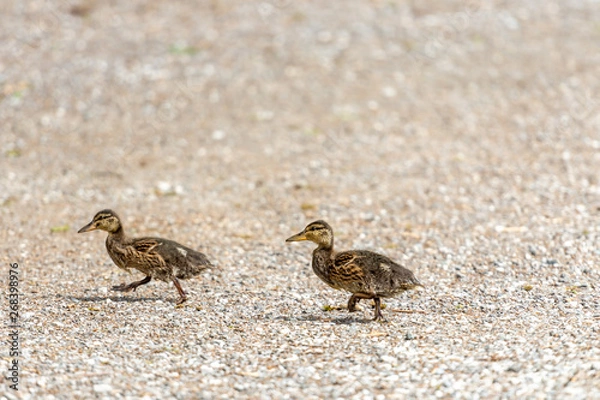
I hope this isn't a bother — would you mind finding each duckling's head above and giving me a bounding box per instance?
[78,209,122,234]
[286,220,334,248]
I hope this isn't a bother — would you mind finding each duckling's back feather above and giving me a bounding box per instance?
[150,238,213,279]
[107,236,212,282]
[332,250,422,297]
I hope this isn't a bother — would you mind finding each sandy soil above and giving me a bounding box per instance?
[1,1,599,398]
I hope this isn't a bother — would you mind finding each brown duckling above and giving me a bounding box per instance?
[286,220,423,321]
[78,209,213,304]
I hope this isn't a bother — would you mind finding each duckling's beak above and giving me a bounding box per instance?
[78,221,97,233]
[286,231,307,242]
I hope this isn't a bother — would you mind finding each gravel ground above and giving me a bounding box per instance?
[2,0,600,398]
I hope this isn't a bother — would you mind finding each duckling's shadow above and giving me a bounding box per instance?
[63,294,168,303]
[275,313,373,325]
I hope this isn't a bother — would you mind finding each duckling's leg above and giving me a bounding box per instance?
[172,277,187,305]
[348,293,373,312]
[112,276,152,292]
[373,297,386,321]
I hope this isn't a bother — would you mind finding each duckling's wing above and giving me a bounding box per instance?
[146,238,213,279]
[334,251,361,269]
[330,251,370,292]
[126,238,167,272]
[130,238,162,255]
[340,250,422,295]
[115,238,169,276]
[153,239,211,265]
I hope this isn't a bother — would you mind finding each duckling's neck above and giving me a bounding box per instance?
[312,244,334,284]
[108,225,126,241]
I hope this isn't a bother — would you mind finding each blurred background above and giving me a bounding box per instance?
[3,0,600,300]
[2,1,598,264]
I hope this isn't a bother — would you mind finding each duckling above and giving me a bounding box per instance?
[78,209,213,304]
[286,220,423,321]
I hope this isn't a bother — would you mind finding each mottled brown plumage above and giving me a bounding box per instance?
[286,220,423,321]
[78,209,213,304]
